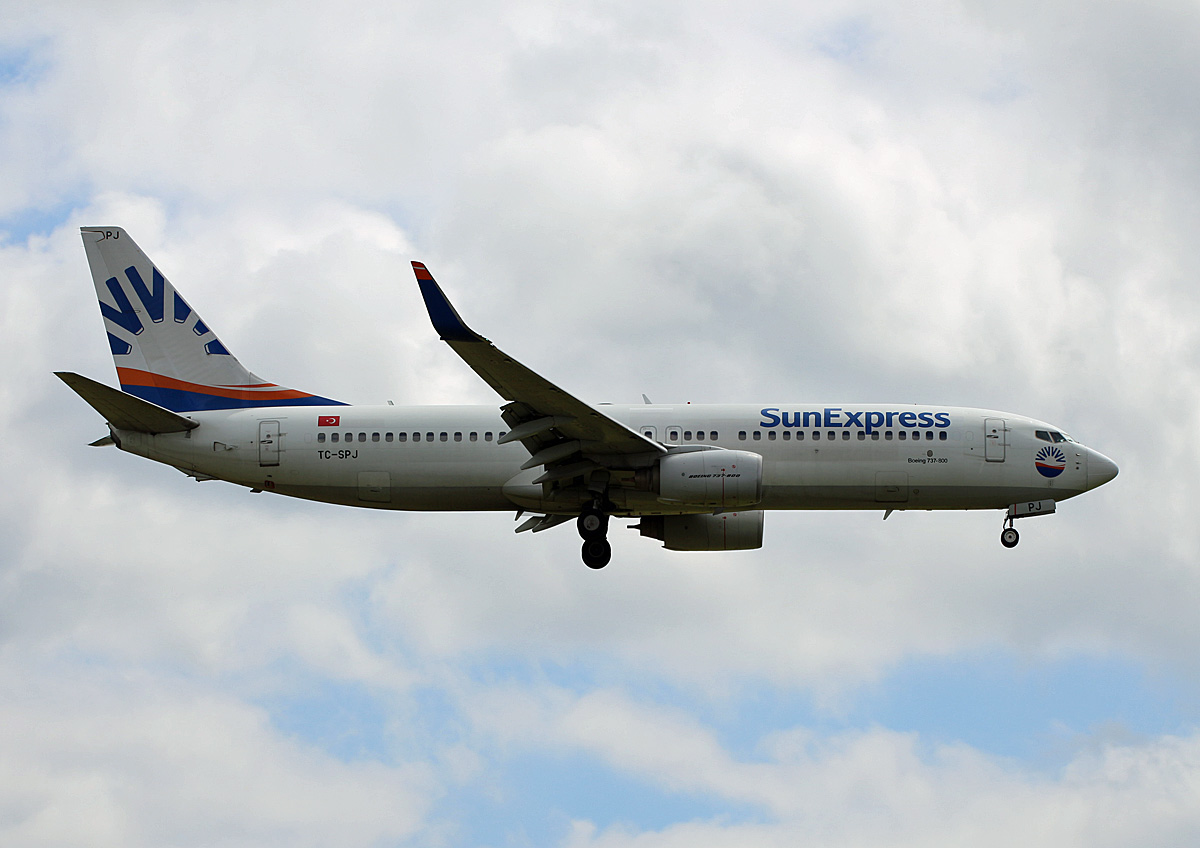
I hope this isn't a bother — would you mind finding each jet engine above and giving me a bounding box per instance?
[653,449,763,508]
[636,511,765,551]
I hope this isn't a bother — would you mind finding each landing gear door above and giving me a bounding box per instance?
[984,418,1006,462]
[259,420,280,467]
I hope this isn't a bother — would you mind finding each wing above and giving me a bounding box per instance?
[412,262,665,485]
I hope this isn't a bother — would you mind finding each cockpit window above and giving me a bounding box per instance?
[1050,431,1068,443]
[1035,430,1051,442]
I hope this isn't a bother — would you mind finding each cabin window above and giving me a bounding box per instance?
[669,429,680,441]
[826,431,835,440]
[813,431,820,441]
[738,431,747,440]
[939,431,947,441]
[899,431,907,441]
[796,431,804,441]
[696,431,705,441]
[372,432,380,442]
[426,432,434,442]
[331,433,339,443]
[753,431,761,440]
[358,433,366,442]
[499,432,506,439]
[398,432,407,442]
[885,431,893,440]
[842,431,850,440]
[925,431,934,440]
[857,431,865,441]
[454,432,462,442]
[470,432,478,441]
[782,431,791,441]
[439,432,448,442]
[317,432,326,443]
[768,430,777,440]
[684,430,693,441]
[485,432,493,441]
[412,432,421,442]
[871,432,879,440]
[386,432,394,442]
[344,432,352,442]
[711,431,718,440]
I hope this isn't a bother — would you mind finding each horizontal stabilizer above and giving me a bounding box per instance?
[55,371,199,434]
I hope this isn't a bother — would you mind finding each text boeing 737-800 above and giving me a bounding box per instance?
[58,227,1118,568]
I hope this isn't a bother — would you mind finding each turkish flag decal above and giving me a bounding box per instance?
[317,416,340,427]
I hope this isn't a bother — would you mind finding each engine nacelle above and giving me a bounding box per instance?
[657,449,763,508]
[637,511,765,551]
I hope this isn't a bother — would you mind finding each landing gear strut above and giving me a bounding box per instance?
[1000,524,1020,548]
[578,501,611,568]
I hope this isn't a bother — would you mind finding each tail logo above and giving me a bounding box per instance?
[100,265,230,357]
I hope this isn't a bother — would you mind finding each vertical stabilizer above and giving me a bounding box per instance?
[82,227,342,411]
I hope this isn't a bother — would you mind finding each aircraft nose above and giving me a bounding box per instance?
[1087,449,1119,489]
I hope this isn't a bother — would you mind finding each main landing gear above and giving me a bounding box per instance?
[578,502,611,569]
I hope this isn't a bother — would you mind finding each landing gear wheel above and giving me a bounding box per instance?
[1000,527,1020,548]
[581,538,612,569]
[577,505,609,540]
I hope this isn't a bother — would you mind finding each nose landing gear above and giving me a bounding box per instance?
[999,499,1056,548]
[578,502,611,569]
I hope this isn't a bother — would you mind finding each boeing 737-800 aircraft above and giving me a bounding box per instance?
[59,227,1118,568]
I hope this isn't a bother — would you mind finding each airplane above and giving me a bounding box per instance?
[58,227,1119,569]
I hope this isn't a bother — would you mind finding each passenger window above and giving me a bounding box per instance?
[826,431,835,440]
[711,431,718,440]
[413,432,421,442]
[857,431,865,441]
[385,432,393,442]
[344,432,352,442]
[797,431,804,441]
[358,433,366,442]
[398,432,407,442]
[753,431,762,440]
[696,431,705,441]
[499,432,506,439]
[782,431,791,441]
[898,431,907,441]
[841,431,849,440]
[470,432,478,441]
[684,430,693,441]
[669,429,680,441]
[939,431,947,441]
[485,432,493,441]
[739,431,747,440]
[372,432,380,442]
[925,431,934,440]
[768,431,777,440]
[885,431,893,440]
[454,432,462,442]
[317,432,326,443]
[331,433,339,443]
[813,431,821,441]
[426,432,434,442]
[440,432,448,442]
[871,432,879,441]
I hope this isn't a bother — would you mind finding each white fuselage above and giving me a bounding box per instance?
[112,402,1108,516]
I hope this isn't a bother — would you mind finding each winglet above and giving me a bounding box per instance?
[411,262,482,343]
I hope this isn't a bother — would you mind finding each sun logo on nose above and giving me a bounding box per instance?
[1035,445,1067,478]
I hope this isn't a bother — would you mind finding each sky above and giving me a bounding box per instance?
[2,0,1199,845]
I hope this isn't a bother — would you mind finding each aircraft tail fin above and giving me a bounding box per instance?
[81,227,343,412]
